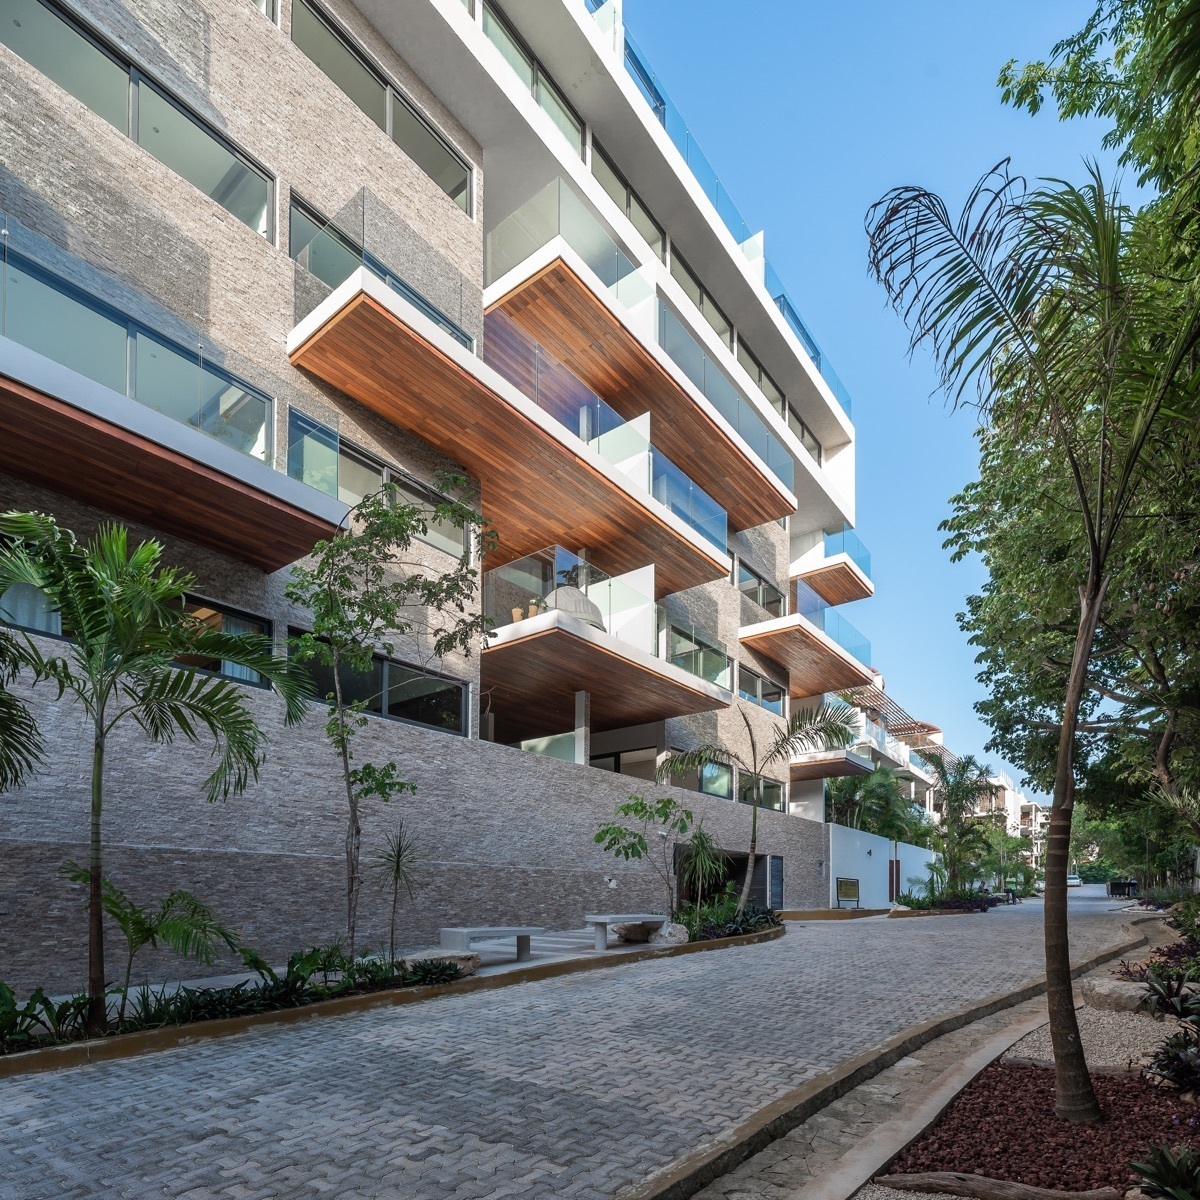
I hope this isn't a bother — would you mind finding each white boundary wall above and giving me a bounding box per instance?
[828,824,938,908]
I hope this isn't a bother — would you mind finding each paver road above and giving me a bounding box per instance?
[0,891,1137,1200]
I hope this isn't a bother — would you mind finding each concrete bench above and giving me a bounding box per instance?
[584,913,669,951]
[439,926,544,962]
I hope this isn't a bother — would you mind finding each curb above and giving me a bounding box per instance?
[617,920,1152,1200]
[0,924,785,1079]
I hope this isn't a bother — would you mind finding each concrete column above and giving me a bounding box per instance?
[574,690,591,765]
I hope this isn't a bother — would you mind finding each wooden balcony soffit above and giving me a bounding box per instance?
[790,748,876,783]
[793,558,873,606]
[481,622,728,744]
[739,614,874,699]
[488,258,792,530]
[0,374,337,572]
[289,291,726,597]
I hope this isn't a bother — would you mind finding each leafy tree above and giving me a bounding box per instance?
[657,703,857,914]
[0,512,309,1035]
[979,819,1030,890]
[373,821,421,963]
[285,479,494,958]
[62,863,238,1024]
[867,160,1200,1120]
[594,795,694,915]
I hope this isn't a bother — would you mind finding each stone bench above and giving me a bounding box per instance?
[584,913,669,951]
[439,926,544,963]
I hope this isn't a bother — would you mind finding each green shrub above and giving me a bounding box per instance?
[407,959,463,986]
[1131,1144,1200,1198]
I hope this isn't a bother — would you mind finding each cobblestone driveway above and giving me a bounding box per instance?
[0,895,1135,1200]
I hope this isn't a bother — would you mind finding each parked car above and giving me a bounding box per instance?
[1066,874,1083,887]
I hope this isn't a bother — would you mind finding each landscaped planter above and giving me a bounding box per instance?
[0,923,785,1079]
[888,907,988,918]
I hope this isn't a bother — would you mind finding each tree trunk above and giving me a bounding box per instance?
[330,648,361,959]
[118,948,135,1027]
[1045,576,1108,1123]
[737,787,760,915]
[86,727,107,1036]
[390,882,398,963]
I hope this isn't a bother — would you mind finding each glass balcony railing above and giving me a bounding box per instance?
[291,187,476,350]
[484,309,727,551]
[824,524,872,579]
[656,611,731,689]
[793,578,871,668]
[657,300,795,489]
[484,545,657,654]
[0,210,272,464]
[586,3,854,419]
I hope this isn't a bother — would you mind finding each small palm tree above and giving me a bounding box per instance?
[677,823,725,927]
[658,702,857,914]
[373,821,421,963]
[0,513,312,1035]
[826,766,920,840]
[924,752,994,891]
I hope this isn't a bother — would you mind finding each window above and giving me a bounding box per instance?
[291,0,470,212]
[176,599,270,685]
[0,582,62,637]
[737,562,785,618]
[737,338,784,413]
[295,632,467,735]
[0,0,273,237]
[253,0,275,19]
[670,252,731,347]
[738,666,785,717]
[1,252,272,461]
[738,771,784,813]
[592,140,664,260]
[666,625,730,688]
[483,2,582,156]
[668,752,733,801]
[786,405,822,464]
[590,747,657,782]
[286,410,468,556]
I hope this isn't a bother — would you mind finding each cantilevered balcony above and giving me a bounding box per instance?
[790,524,873,606]
[0,212,345,571]
[286,191,729,596]
[789,746,875,783]
[482,546,731,744]
[740,578,872,698]
[484,179,796,529]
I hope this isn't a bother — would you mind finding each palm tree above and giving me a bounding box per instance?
[0,627,43,791]
[923,752,994,891]
[373,821,421,963]
[826,766,922,841]
[658,702,856,914]
[0,513,312,1034]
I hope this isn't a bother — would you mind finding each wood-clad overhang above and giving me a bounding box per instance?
[481,611,731,745]
[790,747,876,783]
[739,613,874,699]
[0,372,341,572]
[792,555,874,606]
[288,281,730,598]
[487,257,794,530]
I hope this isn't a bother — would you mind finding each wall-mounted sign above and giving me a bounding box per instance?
[836,877,860,909]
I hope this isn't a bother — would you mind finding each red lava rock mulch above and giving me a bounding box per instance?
[890,1061,1200,1192]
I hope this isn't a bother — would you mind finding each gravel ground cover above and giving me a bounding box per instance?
[888,1061,1199,1191]
[1004,1006,1180,1069]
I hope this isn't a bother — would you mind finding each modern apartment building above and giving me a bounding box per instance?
[0,0,875,988]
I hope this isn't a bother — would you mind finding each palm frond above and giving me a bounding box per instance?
[656,743,740,784]
[763,701,858,767]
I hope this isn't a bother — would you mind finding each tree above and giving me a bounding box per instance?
[62,863,238,1024]
[594,795,694,915]
[285,479,494,958]
[676,823,725,926]
[657,702,857,914]
[867,161,1200,1119]
[825,766,929,842]
[980,819,1030,891]
[373,821,420,963]
[0,627,43,793]
[0,513,310,1035]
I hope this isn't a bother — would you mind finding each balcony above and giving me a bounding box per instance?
[851,719,936,785]
[481,546,731,743]
[789,746,875,783]
[790,524,873,606]
[740,609,874,699]
[287,191,728,596]
[0,211,345,571]
[484,179,795,529]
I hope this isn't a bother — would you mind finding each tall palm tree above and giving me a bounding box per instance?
[0,513,312,1034]
[826,766,922,841]
[658,702,856,914]
[923,752,994,891]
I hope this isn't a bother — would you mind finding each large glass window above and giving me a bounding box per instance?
[592,141,664,260]
[176,599,270,685]
[737,337,784,413]
[670,252,731,347]
[292,0,470,212]
[669,752,732,800]
[0,0,273,237]
[295,633,466,735]
[737,562,785,618]
[391,477,467,558]
[738,771,784,812]
[738,666,785,717]
[0,582,62,637]
[786,404,823,464]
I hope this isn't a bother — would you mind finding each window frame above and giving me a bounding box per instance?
[291,0,473,215]
[0,580,67,641]
[738,664,786,717]
[591,139,664,261]
[737,560,786,618]
[738,769,785,812]
[177,594,273,689]
[670,249,732,348]
[290,627,469,737]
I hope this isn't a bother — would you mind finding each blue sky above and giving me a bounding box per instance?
[622,0,1124,799]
